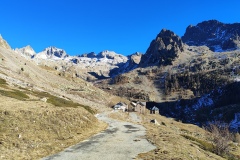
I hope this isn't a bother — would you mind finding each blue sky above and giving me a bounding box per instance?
[0,0,240,55]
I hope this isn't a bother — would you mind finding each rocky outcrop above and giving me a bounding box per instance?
[35,47,69,59]
[80,52,97,58]
[110,52,142,77]
[0,35,11,49]
[139,29,184,67]
[15,45,36,58]
[182,20,240,52]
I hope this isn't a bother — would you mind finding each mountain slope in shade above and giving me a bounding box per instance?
[182,20,240,52]
[139,29,184,67]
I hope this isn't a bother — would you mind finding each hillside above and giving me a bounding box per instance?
[95,20,240,132]
[1,19,240,159]
[0,44,128,159]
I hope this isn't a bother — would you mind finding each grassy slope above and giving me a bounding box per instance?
[137,113,240,160]
[0,78,107,159]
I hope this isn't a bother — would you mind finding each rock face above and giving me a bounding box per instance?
[110,52,142,77]
[139,29,184,67]
[0,35,11,49]
[182,20,240,52]
[35,46,69,59]
[15,45,36,58]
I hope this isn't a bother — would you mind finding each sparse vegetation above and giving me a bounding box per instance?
[0,89,29,100]
[0,85,104,159]
[206,122,233,156]
[181,134,214,152]
[0,106,106,159]
[30,90,95,114]
[0,78,6,85]
[233,133,240,143]
[47,96,79,108]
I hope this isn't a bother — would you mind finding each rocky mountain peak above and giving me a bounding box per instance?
[139,29,184,67]
[36,46,69,59]
[15,45,36,58]
[98,50,125,60]
[182,20,240,52]
[129,52,142,64]
[0,34,11,49]
[80,52,97,58]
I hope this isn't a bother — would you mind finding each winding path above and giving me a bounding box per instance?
[43,112,155,160]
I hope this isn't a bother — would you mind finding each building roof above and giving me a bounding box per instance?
[151,106,159,111]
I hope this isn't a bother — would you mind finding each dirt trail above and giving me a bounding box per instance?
[42,112,155,160]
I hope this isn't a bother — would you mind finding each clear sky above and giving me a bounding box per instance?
[0,0,240,55]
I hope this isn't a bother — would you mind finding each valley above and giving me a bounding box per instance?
[1,19,240,159]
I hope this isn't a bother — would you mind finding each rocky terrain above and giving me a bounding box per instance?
[139,29,184,67]
[95,20,240,133]
[0,38,129,159]
[0,35,11,49]
[14,46,140,80]
[12,20,237,133]
[182,20,240,52]
[1,19,240,159]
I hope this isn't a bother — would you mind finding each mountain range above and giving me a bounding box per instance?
[1,19,240,129]
[1,19,240,159]
[5,20,239,81]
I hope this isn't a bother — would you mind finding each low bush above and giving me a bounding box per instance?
[206,122,233,155]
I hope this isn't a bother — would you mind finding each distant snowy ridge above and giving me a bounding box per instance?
[35,46,68,60]
[14,45,138,79]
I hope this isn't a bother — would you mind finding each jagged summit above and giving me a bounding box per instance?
[139,29,184,67]
[0,34,11,49]
[15,45,36,58]
[182,20,240,52]
[35,46,69,59]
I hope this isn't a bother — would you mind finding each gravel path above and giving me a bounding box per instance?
[129,112,142,123]
[42,112,155,160]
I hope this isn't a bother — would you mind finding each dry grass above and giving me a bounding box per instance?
[0,106,107,160]
[0,78,7,85]
[0,84,107,159]
[107,110,131,122]
[0,89,29,100]
[137,113,228,160]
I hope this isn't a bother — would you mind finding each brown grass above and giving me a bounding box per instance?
[108,111,131,122]
[137,113,228,160]
[0,84,107,159]
[0,106,107,159]
[0,89,29,100]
